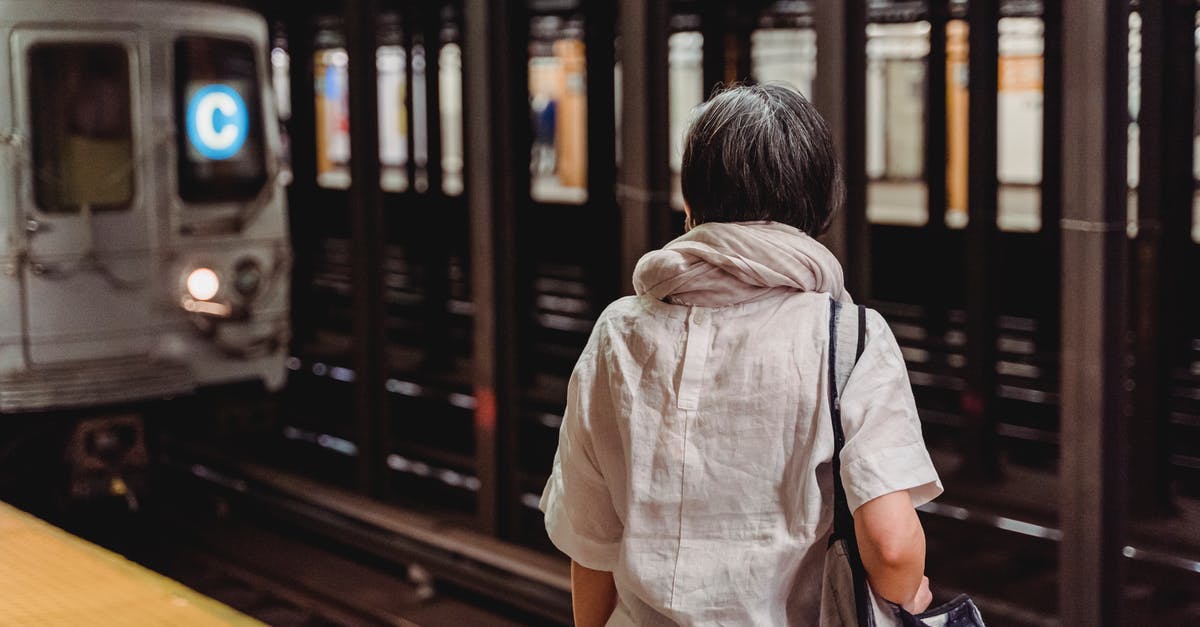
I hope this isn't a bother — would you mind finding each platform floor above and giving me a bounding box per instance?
[0,501,260,626]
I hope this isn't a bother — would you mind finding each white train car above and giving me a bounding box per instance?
[0,0,290,414]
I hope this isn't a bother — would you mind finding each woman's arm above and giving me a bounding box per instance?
[571,560,617,627]
[854,490,932,613]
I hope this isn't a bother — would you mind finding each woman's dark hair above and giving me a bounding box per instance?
[680,83,844,235]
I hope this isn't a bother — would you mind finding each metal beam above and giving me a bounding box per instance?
[1040,0,1064,384]
[813,0,868,297]
[1060,0,1130,623]
[464,0,523,536]
[925,1,948,229]
[345,0,389,498]
[585,0,620,300]
[279,4,318,344]
[1130,0,1192,516]
[921,1,953,374]
[813,0,847,262]
[1041,0,1063,233]
[618,0,671,290]
[730,3,754,84]
[961,0,1000,480]
[701,3,724,95]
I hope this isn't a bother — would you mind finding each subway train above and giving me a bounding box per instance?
[263,0,1200,515]
[0,0,290,503]
[0,0,291,418]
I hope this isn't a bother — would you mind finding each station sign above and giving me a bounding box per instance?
[186,84,249,160]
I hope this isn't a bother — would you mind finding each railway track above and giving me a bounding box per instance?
[15,474,550,627]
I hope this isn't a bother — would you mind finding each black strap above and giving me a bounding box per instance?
[828,298,872,627]
[857,302,866,362]
[827,300,851,536]
[828,299,866,540]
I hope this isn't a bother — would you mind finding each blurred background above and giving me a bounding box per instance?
[0,0,1194,625]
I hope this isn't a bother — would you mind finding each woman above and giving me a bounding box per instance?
[540,84,942,626]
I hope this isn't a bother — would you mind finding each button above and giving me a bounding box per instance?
[692,311,704,325]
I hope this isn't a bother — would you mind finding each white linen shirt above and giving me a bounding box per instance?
[540,291,943,626]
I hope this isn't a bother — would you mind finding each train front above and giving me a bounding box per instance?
[0,1,291,414]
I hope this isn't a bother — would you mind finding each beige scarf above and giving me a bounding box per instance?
[632,221,851,307]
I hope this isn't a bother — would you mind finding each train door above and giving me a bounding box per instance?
[378,4,480,515]
[516,0,620,546]
[265,13,360,487]
[862,1,1062,485]
[11,29,154,364]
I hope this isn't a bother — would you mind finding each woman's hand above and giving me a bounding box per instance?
[901,576,932,614]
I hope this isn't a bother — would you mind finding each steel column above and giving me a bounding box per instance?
[925,1,948,229]
[618,0,671,290]
[585,0,620,300]
[345,0,389,497]
[414,4,457,371]
[1060,0,1130,623]
[1130,0,1192,516]
[700,3,724,95]
[1040,0,1064,372]
[280,5,319,345]
[813,0,868,297]
[1040,1,1062,232]
[961,0,1000,480]
[730,4,754,84]
[813,0,847,262]
[464,0,523,536]
[922,1,952,355]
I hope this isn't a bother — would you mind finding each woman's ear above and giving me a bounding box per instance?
[683,203,694,232]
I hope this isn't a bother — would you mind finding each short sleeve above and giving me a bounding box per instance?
[539,333,623,571]
[838,309,943,513]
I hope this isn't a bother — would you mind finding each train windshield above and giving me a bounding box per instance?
[29,44,133,213]
[175,37,267,203]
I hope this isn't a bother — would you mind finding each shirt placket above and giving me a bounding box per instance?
[677,306,712,410]
[670,306,712,608]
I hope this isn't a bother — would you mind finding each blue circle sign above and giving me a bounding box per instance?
[186,84,249,160]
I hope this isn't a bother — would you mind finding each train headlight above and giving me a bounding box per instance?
[233,258,262,297]
[186,267,220,301]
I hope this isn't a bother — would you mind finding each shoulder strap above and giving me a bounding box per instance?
[827,298,866,538]
[833,302,867,399]
[828,298,873,627]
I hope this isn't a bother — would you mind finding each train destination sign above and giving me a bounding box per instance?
[186,84,249,160]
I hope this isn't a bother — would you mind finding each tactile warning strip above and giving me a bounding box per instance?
[0,501,263,626]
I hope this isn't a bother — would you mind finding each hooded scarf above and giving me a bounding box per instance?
[632,221,851,307]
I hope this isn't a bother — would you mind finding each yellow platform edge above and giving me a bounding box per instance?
[0,497,265,624]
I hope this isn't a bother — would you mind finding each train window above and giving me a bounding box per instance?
[271,40,292,123]
[946,19,968,227]
[411,37,430,193]
[669,31,704,211]
[377,43,410,193]
[1128,11,1142,237]
[866,21,930,227]
[996,17,1044,232]
[314,28,352,190]
[750,28,817,99]
[270,24,294,187]
[614,57,623,169]
[529,15,588,204]
[29,43,133,213]
[440,41,465,196]
[377,13,408,192]
[175,37,268,203]
[1194,13,1199,243]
